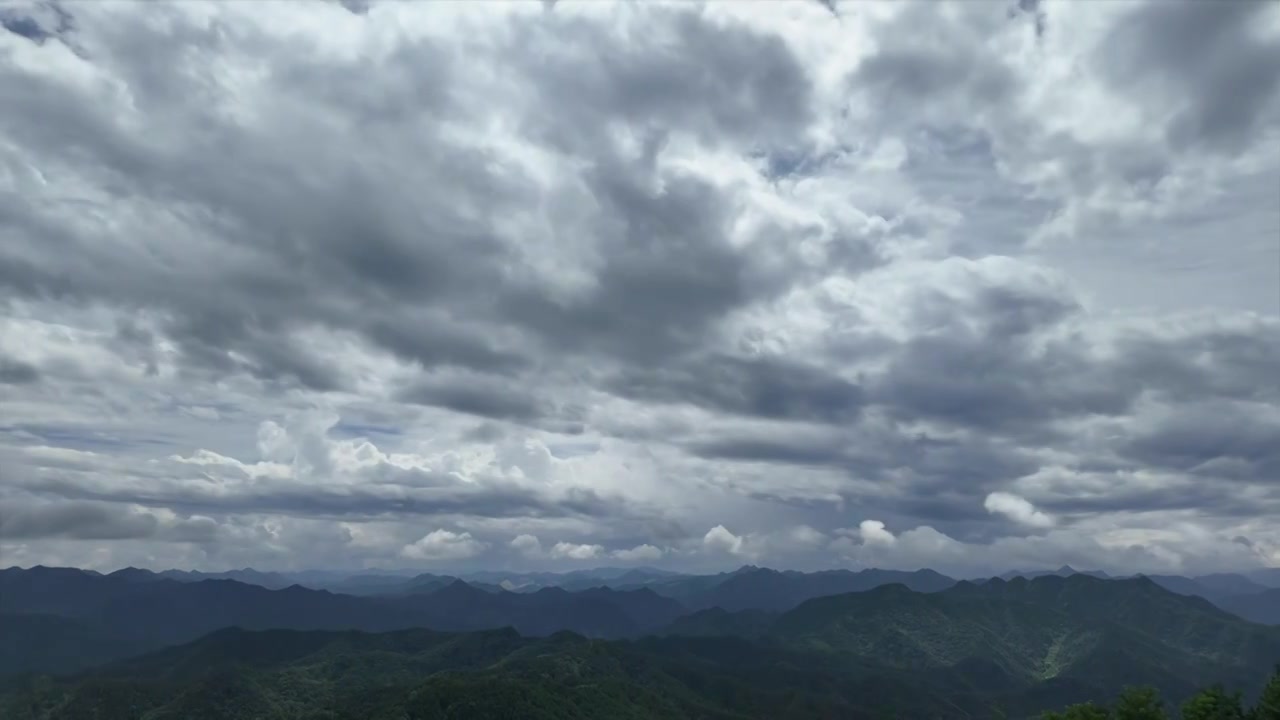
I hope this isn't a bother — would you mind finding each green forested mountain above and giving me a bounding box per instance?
[623,565,957,611]
[0,566,686,672]
[0,614,147,677]
[3,573,1277,719]
[1216,589,1280,627]
[0,626,1011,719]
[659,606,777,638]
[765,575,1279,709]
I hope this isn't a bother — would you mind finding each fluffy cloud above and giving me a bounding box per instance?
[613,544,664,562]
[550,542,605,561]
[859,520,897,547]
[0,0,1276,575]
[984,492,1055,529]
[703,525,747,556]
[399,530,487,562]
[510,534,544,559]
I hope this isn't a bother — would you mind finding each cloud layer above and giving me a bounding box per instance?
[1,0,1277,576]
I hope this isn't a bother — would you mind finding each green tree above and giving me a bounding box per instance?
[1182,685,1245,720]
[1043,702,1111,720]
[1253,665,1280,720]
[1113,687,1167,720]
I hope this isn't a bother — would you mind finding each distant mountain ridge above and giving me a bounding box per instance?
[7,561,1278,630]
[976,566,1280,626]
[3,573,1278,720]
[0,626,962,719]
[666,574,1280,705]
[0,565,687,676]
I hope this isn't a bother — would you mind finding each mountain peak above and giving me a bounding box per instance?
[433,578,484,598]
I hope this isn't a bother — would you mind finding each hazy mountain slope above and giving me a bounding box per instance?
[771,575,1280,699]
[0,627,970,720]
[1145,573,1216,598]
[457,567,683,593]
[0,613,147,677]
[662,566,956,611]
[1134,573,1279,625]
[1193,573,1269,596]
[5,574,1278,718]
[155,568,294,590]
[1250,568,1280,589]
[660,607,777,638]
[1215,588,1280,626]
[0,567,688,676]
[996,566,1109,581]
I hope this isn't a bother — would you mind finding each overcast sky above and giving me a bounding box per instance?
[1,0,1277,577]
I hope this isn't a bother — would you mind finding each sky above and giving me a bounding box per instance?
[0,0,1278,578]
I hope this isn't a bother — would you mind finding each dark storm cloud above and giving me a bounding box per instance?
[365,315,532,376]
[1102,0,1280,154]
[0,498,220,543]
[851,4,1021,118]
[1,13,48,42]
[682,300,1280,530]
[518,9,814,150]
[686,436,849,468]
[0,500,157,540]
[1114,324,1280,405]
[399,376,545,423]
[872,332,1133,437]
[0,5,817,396]
[338,0,370,16]
[689,422,1039,526]
[26,470,630,525]
[164,312,348,391]
[610,354,864,423]
[0,4,73,45]
[500,173,755,362]
[0,356,39,385]
[2,1,1278,574]
[1014,0,1046,40]
[1122,404,1280,482]
[1,424,172,452]
[1043,482,1270,519]
[865,280,1133,438]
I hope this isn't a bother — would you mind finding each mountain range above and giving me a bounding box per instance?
[4,562,1278,678]
[30,561,1280,624]
[0,565,689,676]
[2,570,1277,719]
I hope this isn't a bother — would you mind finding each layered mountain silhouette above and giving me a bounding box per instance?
[649,566,957,611]
[37,562,1277,626]
[1215,587,1280,626]
[3,573,1277,720]
[0,565,685,673]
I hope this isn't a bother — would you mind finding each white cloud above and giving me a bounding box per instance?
[984,492,1056,529]
[858,520,897,547]
[550,541,604,560]
[789,525,826,547]
[613,543,664,562]
[399,529,487,561]
[703,525,746,555]
[509,533,543,558]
